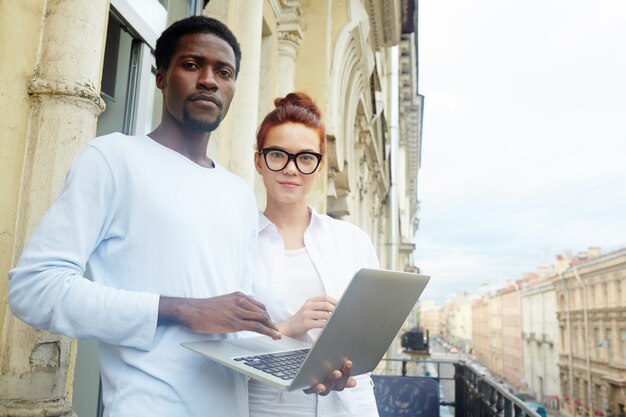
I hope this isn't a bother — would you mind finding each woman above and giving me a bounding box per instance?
[250,92,380,416]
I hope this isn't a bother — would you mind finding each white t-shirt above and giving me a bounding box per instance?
[9,133,258,417]
[283,248,324,315]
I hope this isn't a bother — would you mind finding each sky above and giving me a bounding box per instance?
[414,1,626,305]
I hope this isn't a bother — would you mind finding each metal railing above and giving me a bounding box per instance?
[375,357,542,417]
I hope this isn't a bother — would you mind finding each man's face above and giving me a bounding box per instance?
[156,33,237,132]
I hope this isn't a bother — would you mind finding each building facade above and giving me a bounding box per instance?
[521,279,561,408]
[489,291,505,378]
[440,292,473,353]
[420,300,441,336]
[472,295,491,366]
[501,284,524,390]
[0,0,423,414]
[554,250,626,417]
[468,288,509,383]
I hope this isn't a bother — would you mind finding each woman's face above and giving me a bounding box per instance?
[255,122,322,207]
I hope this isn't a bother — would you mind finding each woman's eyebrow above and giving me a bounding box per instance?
[267,146,318,153]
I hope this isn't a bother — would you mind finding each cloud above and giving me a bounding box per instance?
[414,0,626,304]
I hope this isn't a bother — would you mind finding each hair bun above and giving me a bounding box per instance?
[274,92,322,119]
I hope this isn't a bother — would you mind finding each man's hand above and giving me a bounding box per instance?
[303,360,357,396]
[158,292,281,339]
[278,295,337,338]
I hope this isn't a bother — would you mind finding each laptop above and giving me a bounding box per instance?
[182,268,430,391]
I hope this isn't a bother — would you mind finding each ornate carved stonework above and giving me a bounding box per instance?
[277,29,302,60]
[365,0,401,49]
[272,0,304,58]
[28,77,106,115]
[277,29,302,46]
[0,399,75,417]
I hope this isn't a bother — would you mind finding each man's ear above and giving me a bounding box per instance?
[155,68,166,90]
[254,152,263,175]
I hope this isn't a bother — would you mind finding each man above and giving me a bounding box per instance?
[9,16,350,417]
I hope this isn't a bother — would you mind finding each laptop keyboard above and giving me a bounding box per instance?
[234,348,310,380]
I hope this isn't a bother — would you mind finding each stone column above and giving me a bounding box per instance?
[275,2,303,97]
[222,0,264,184]
[1,0,108,415]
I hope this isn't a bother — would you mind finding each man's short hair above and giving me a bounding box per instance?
[155,15,241,76]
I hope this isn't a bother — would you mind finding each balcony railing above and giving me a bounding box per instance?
[374,357,543,417]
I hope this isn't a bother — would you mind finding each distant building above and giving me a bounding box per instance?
[420,300,441,336]
[472,295,491,366]
[458,247,626,417]
[470,282,524,390]
[440,292,473,353]
[553,248,626,417]
[489,292,504,378]
[520,276,561,407]
[501,282,524,390]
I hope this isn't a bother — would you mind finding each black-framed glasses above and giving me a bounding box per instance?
[260,147,322,175]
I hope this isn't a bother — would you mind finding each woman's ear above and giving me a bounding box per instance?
[254,152,263,174]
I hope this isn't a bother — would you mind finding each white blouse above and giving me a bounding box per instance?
[250,208,380,417]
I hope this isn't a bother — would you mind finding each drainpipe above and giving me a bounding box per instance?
[524,295,535,391]
[529,291,535,396]
[388,45,399,271]
[559,271,575,417]
[573,267,593,417]
[538,286,548,403]
[382,45,399,372]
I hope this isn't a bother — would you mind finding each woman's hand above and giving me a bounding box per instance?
[303,360,357,396]
[278,295,337,338]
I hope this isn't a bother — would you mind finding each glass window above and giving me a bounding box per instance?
[621,329,626,364]
[164,0,200,24]
[97,14,138,136]
[148,66,162,132]
[606,328,613,361]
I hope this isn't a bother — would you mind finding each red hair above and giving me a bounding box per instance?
[256,92,326,155]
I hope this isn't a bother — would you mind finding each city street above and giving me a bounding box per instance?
[427,337,458,416]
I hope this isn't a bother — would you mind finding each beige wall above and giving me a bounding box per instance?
[420,300,441,336]
[554,251,626,417]
[442,293,473,352]
[489,293,503,376]
[0,0,46,347]
[294,0,334,214]
[1,0,109,414]
[472,297,490,365]
[501,288,523,389]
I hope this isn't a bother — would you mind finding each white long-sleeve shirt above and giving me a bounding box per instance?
[250,208,380,416]
[9,133,258,417]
